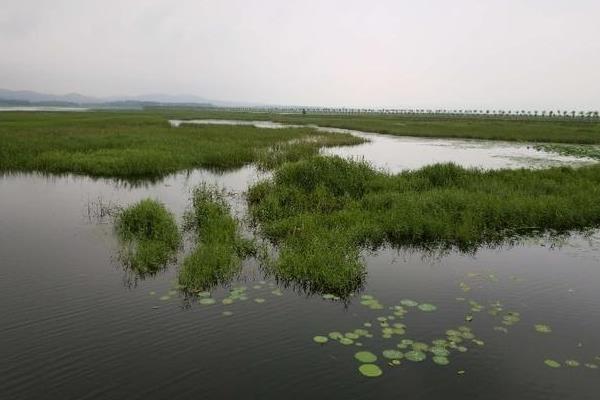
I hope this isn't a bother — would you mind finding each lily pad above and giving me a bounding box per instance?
[254,298,266,303]
[585,363,598,369]
[358,364,383,378]
[534,324,552,334]
[418,303,437,312]
[313,336,328,344]
[565,360,580,367]
[433,356,450,366]
[345,332,360,340]
[159,295,170,301]
[382,350,403,360]
[222,311,233,316]
[197,291,211,297]
[430,347,450,357]
[328,331,344,340]
[405,350,427,362]
[222,298,234,305]
[400,299,418,307]
[340,338,354,345]
[199,298,216,305]
[544,359,561,368]
[354,351,378,363]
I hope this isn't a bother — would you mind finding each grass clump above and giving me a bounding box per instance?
[116,199,181,275]
[248,156,600,293]
[178,185,255,291]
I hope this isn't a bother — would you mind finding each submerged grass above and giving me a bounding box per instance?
[178,185,255,291]
[116,199,181,275]
[248,156,600,294]
[0,111,363,179]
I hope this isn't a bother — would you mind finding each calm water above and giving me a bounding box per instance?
[1,131,600,399]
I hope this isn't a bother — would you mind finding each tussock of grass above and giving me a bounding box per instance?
[116,199,181,274]
[0,111,363,179]
[248,156,600,294]
[178,185,255,291]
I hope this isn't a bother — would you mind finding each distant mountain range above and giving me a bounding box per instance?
[0,88,263,108]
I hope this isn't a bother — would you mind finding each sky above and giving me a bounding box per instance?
[1,0,599,109]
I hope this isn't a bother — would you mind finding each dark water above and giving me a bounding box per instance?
[1,169,600,400]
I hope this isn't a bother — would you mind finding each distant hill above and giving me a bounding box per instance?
[0,88,264,108]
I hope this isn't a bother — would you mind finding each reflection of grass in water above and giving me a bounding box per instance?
[249,156,600,294]
[116,199,181,276]
[178,185,255,291]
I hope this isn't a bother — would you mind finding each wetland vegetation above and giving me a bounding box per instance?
[178,185,255,291]
[115,199,181,275]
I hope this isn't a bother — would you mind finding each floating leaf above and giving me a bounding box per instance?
[361,295,374,300]
[534,324,552,334]
[159,295,170,301]
[271,289,283,296]
[585,363,598,369]
[544,359,561,368]
[382,350,403,360]
[358,364,383,378]
[457,370,465,375]
[565,360,580,367]
[430,347,450,357]
[433,356,450,366]
[254,298,266,303]
[328,331,344,340]
[400,299,418,307]
[197,291,211,298]
[222,311,233,316]
[313,336,328,344]
[345,332,360,340]
[354,351,377,363]
[222,298,234,305]
[405,350,427,362]
[418,303,437,312]
[199,298,216,305]
[340,338,354,345]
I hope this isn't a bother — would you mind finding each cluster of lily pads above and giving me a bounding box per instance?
[313,294,492,378]
[150,280,285,314]
[544,358,599,369]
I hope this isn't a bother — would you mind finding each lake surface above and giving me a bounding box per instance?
[170,119,596,172]
[1,126,600,399]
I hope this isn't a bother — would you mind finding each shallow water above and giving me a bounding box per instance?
[1,165,600,400]
[170,119,597,172]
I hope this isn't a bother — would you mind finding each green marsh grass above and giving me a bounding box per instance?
[0,111,363,179]
[178,185,255,291]
[248,156,600,294]
[116,199,181,275]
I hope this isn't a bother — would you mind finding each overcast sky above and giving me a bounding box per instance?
[1,0,599,109]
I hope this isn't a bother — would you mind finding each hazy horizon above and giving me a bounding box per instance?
[1,0,599,109]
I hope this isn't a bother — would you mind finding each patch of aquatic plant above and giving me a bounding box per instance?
[178,185,256,291]
[115,199,181,275]
[535,144,600,160]
[249,156,600,293]
[0,111,362,179]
